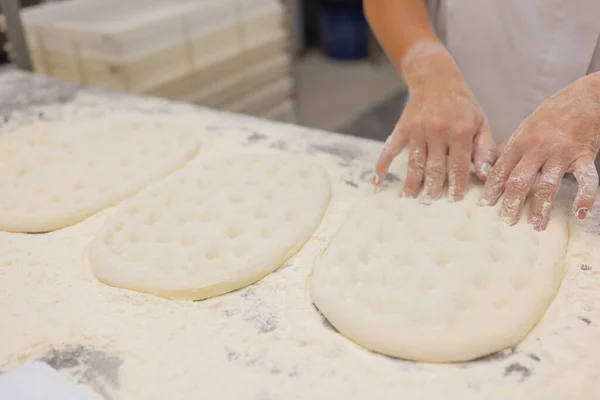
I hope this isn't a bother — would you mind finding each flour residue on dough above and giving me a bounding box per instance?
[311,184,569,363]
[88,150,331,300]
[0,115,201,232]
[1,111,600,400]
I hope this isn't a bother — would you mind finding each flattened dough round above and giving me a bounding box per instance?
[88,152,331,300]
[311,187,569,362]
[0,116,200,232]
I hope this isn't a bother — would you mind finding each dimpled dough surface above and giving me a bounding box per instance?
[311,187,569,363]
[88,152,331,300]
[0,116,200,232]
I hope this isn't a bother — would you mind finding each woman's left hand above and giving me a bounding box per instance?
[480,72,600,230]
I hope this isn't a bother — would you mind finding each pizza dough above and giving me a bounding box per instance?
[310,187,569,363]
[88,151,331,300]
[0,116,200,232]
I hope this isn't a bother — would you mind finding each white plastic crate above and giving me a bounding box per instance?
[191,73,246,108]
[44,0,190,62]
[192,52,246,91]
[237,0,281,15]
[237,53,291,95]
[16,0,295,108]
[143,74,196,101]
[20,0,197,90]
[79,44,189,92]
[143,52,246,102]
[188,25,240,69]
[20,0,102,51]
[45,51,83,82]
[183,0,238,38]
[244,32,288,63]
[61,1,192,91]
[25,49,47,74]
[178,0,240,68]
[18,0,109,80]
[228,75,293,115]
[238,0,285,47]
[262,99,295,122]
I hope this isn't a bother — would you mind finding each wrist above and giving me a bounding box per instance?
[400,41,463,90]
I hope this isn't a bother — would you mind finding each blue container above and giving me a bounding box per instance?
[318,1,369,60]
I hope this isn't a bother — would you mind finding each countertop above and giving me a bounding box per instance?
[1,69,600,400]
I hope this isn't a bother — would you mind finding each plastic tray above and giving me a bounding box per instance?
[228,75,293,115]
[262,99,296,122]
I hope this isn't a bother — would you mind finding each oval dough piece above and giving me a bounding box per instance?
[0,116,200,232]
[310,187,569,363]
[88,152,331,300]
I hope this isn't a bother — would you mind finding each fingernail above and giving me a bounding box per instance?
[371,172,380,186]
[420,193,432,205]
[499,208,511,223]
[529,215,542,231]
[477,197,489,207]
[500,198,520,225]
[447,186,456,202]
[448,194,458,203]
[576,207,589,220]
[481,162,491,178]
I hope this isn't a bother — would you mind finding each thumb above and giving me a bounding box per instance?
[571,156,599,220]
[472,120,498,181]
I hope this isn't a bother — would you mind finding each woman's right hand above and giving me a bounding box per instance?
[372,42,498,204]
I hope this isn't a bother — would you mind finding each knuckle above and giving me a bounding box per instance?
[534,180,557,199]
[505,176,529,194]
[408,160,426,176]
[425,116,446,135]
[450,165,469,181]
[449,155,470,175]
[426,162,445,179]
[450,121,475,139]
[528,134,548,151]
[578,190,597,205]
[409,147,426,164]
[409,116,426,131]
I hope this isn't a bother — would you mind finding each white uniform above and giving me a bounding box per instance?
[428,0,600,144]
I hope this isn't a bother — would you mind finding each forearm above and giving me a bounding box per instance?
[364,0,438,67]
[364,0,459,87]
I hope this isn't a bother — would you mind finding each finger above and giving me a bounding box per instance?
[480,142,523,207]
[571,156,599,220]
[421,141,447,205]
[472,121,498,181]
[373,125,409,186]
[447,140,472,202]
[496,142,508,155]
[402,140,427,198]
[529,160,567,231]
[499,155,544,225]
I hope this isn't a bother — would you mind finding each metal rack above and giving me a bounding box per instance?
[1,0,32,70]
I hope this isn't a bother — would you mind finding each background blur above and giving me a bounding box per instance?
[0,0,407,141]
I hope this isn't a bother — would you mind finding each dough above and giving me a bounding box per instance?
[88,151,331,300]
[310,187,569,363]
[0,116,200,232]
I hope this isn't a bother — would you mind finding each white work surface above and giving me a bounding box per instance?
[1,70,600,400]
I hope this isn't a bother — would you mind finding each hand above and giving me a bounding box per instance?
[372,42,497,203]
[481,72,600,230]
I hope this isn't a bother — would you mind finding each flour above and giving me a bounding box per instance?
[1,110,600,399]
[0,115,200,232]
[89,150,331,300]
[311,185,569,363]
